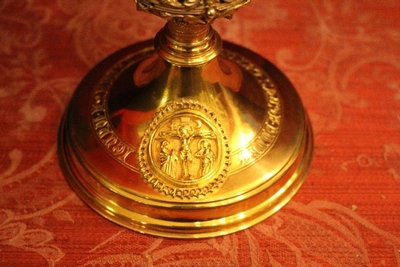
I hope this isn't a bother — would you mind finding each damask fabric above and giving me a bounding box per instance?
[1,0,400,266]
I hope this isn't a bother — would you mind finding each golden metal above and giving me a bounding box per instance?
[58,0,313,238]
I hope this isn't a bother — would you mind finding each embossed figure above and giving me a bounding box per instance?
[159,117,216,179]
[159,140,178,178]
[196,140,215,176]
[175,124,196,178]
[179,127,193,178]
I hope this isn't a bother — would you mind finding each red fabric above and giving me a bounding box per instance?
[1,0,400,266]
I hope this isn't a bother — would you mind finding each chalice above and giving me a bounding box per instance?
[58,0,313,238]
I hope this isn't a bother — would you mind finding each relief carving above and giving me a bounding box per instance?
[138,99,231,198]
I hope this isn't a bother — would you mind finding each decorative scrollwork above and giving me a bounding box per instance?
[158,0,202,8]
[135,0,250,24]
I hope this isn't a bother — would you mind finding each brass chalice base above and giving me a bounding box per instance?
[58,1,313,238]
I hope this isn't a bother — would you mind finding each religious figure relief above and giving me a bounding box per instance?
[159,140,179,178]
[138,99,230,198]
[158,116,216,180]
[196,140,215,177]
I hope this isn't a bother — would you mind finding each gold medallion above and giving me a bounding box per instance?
[138,99,230,198]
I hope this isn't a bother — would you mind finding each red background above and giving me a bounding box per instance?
[1,0,400,266]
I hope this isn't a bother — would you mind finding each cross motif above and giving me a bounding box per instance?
[158,116,216,180]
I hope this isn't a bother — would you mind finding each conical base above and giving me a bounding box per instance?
[58,40,313,238]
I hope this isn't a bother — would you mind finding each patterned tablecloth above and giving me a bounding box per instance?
[1,1,400,266]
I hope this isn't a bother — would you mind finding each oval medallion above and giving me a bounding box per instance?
[138,99,230,199]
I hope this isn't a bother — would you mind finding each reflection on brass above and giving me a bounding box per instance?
[58,0,313,238]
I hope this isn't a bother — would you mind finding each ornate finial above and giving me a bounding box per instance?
[136,0,250,24]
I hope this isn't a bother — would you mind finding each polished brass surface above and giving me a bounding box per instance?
[58,0,313,238]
